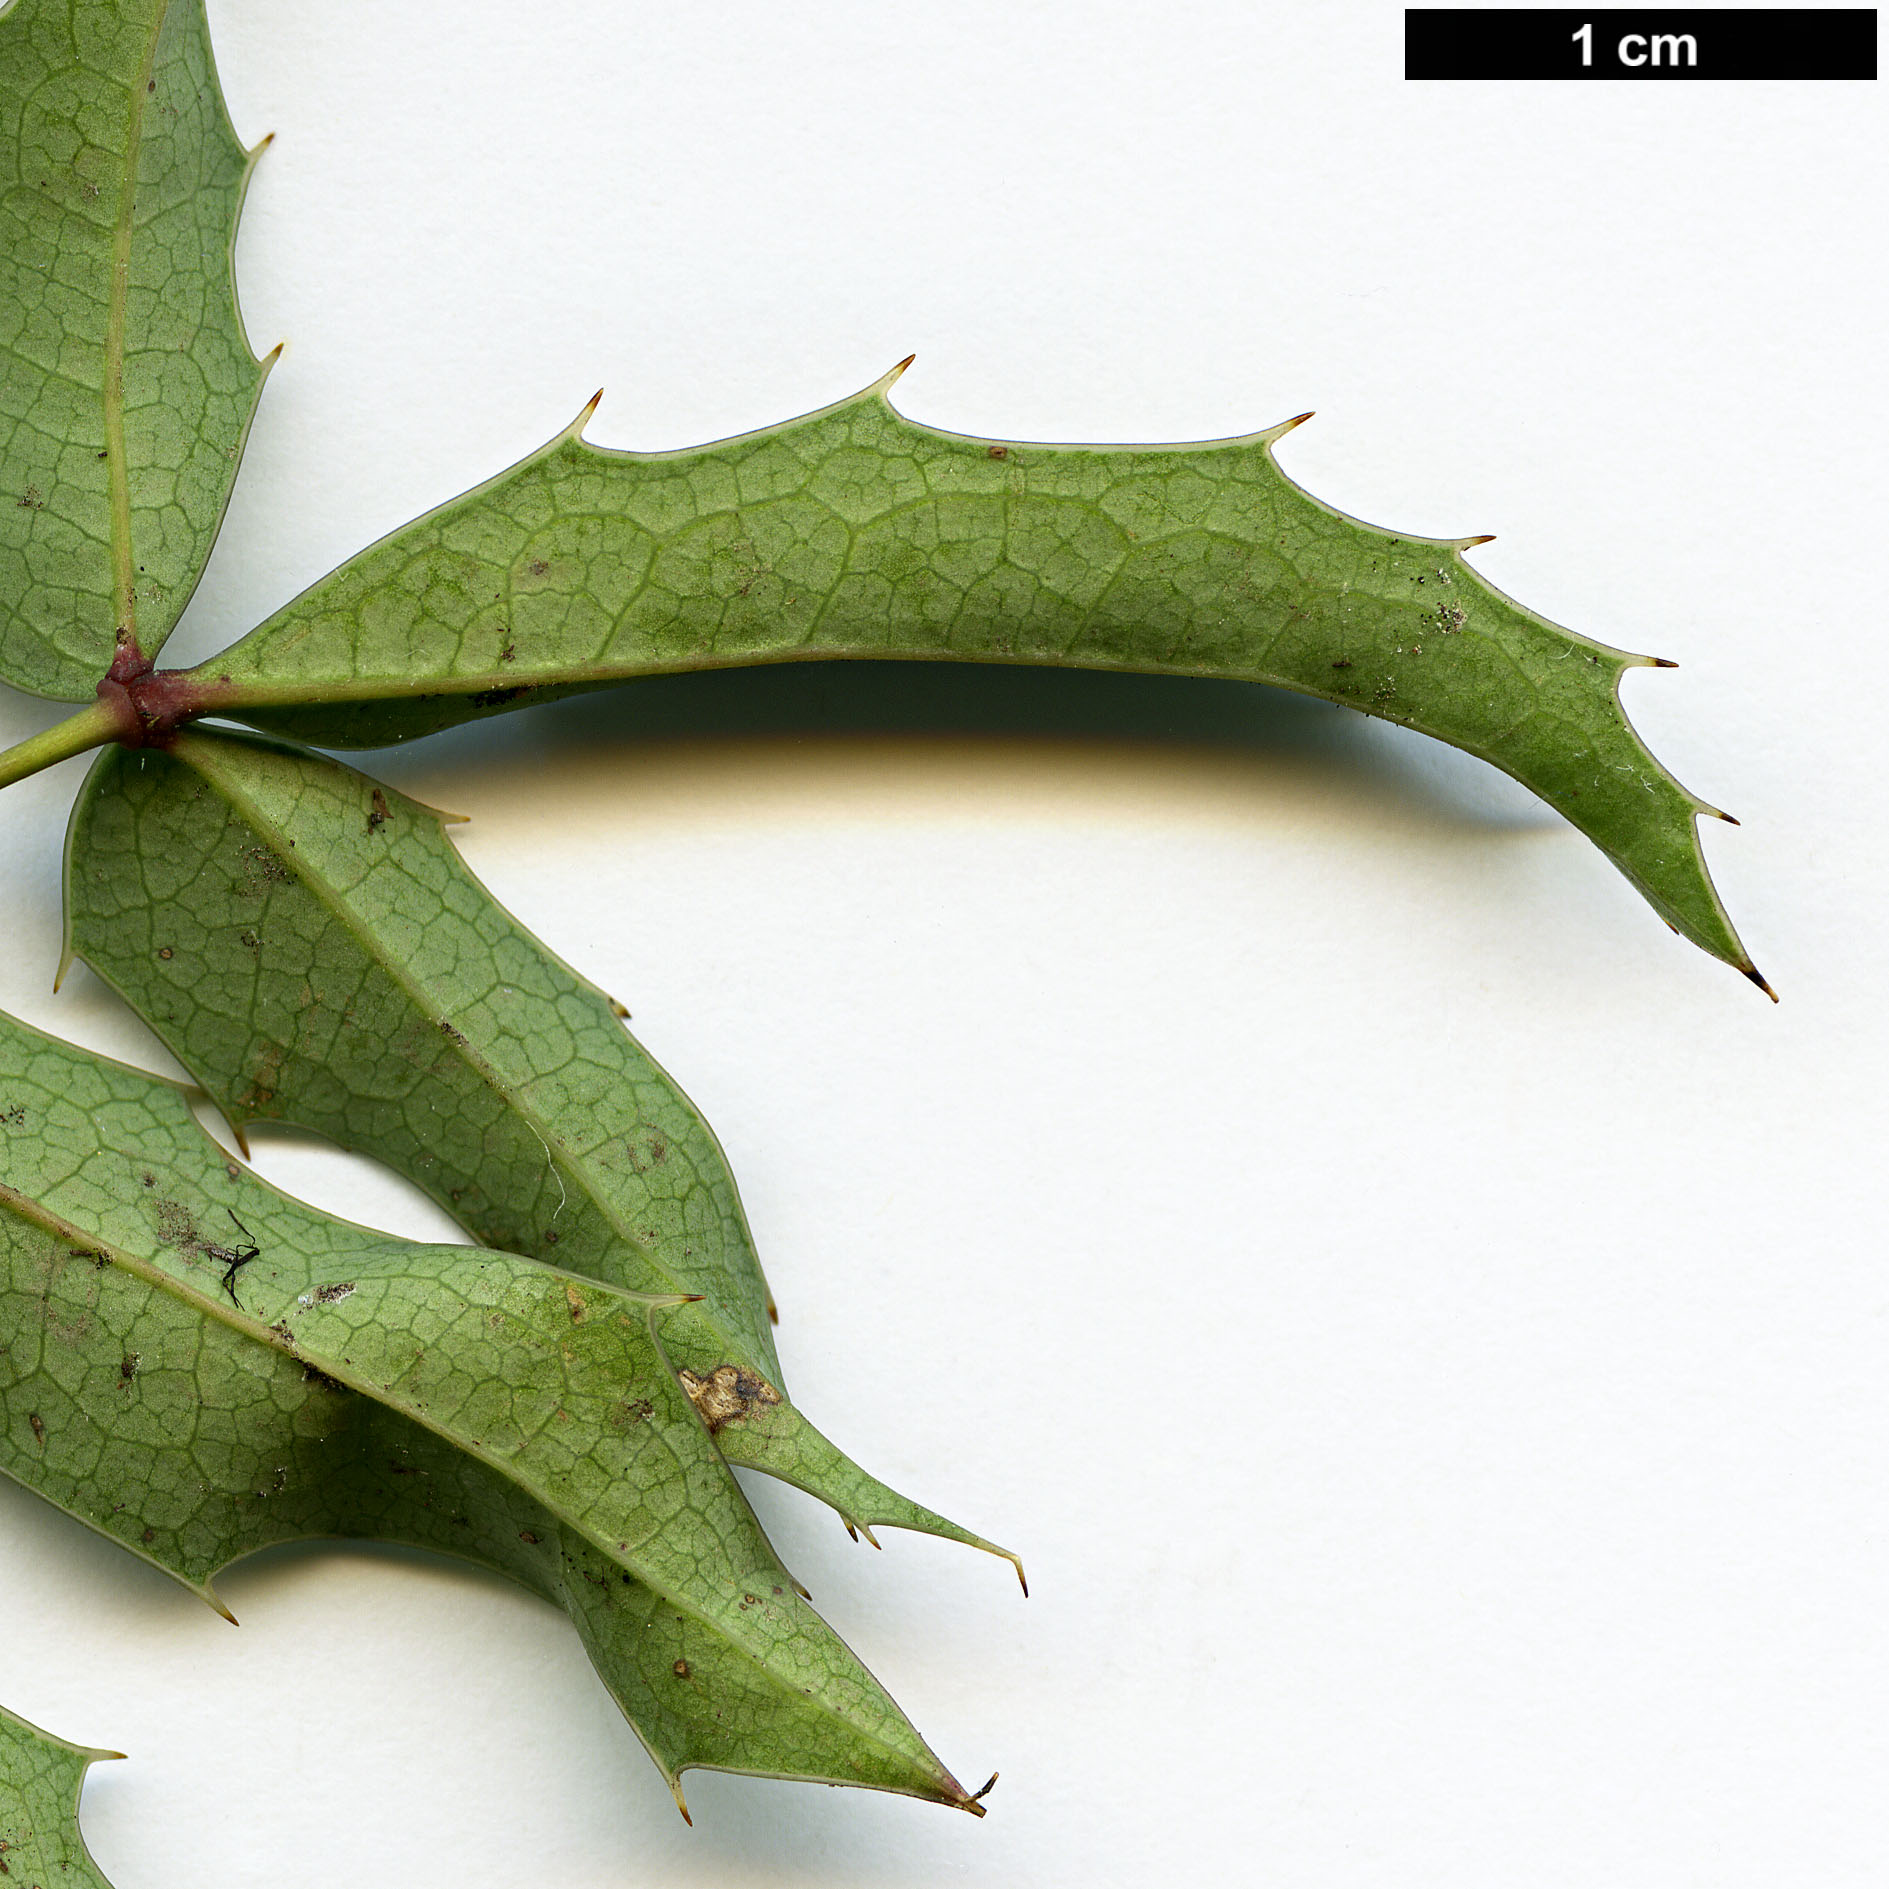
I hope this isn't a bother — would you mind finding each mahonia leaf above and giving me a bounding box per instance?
[64,726,1020,1574]
[111,371,1747,979]
[0,1008,986,1814]
[0,1704,120,1888]
[0,0,275,699]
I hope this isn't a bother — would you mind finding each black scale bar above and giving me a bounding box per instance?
[1407,9,1877,79]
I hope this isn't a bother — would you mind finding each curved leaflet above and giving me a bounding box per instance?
[0,1008,984,1813]
[171,373,1752,977]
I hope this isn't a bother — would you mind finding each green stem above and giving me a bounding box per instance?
[0,701,120,791]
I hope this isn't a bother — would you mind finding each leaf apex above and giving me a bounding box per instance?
[1455,532,1498,550]
[1743,965,1780,1003]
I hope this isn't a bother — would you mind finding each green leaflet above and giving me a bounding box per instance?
[64,726,1021,1572]
[147,372,1748,979]
[0,1008,984,1813]
[0,1704,119,1888]
[0,0,273,699]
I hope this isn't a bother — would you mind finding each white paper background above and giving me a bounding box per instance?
[1,2,1884,1883]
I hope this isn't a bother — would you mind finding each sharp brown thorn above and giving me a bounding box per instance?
[973,1772,999,1802]
[1743,966,1779,1003]
[843,1520,859,1542]
[1651,656,1679,668]
[1457,533,1497,549]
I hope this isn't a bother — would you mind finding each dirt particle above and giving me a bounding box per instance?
[608,1397,654,1428]
[366,788,390,834]
[157,946,173,960]
[527,559,549,577]
[544,1228,560,1246]
[28,1413,44,1446]
[1331,658,1352,670]
[672,1659,691,1679]
[234,844,293,895]
[301,1363,346,1391]
[141,1526,154,1543]
[119,1352,138,1382]
[300,1281,356,1306]
[142,1173,155,1188]
[16,486,41,510]
[225,1162,241,1181]
[987,445,1008,460]
[0,1105,23,1126]
[676,1364,782,1433]
[563,1279,586,1323]
[153,1198,200,1252]
[519,1529,541,1545]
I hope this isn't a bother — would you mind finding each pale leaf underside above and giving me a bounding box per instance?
[0,0,272,699]
[65,728,1019,1573]
[0,1008,982,1811]
[185,375,1751,976]
[0,1703,119,1889]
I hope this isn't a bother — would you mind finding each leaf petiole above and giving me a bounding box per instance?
[0,701,122,791]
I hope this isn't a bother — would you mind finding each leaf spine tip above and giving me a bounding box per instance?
[52,942,73,994]
[1455,533,1497,550]
[1743,966,1779,1003]
[973,1772,999,1803]
[1262,410,1315,444]
[669,1779,692,1825]
[566,388,605,437]
[1651,656,1679,668]
[874,354,916,394]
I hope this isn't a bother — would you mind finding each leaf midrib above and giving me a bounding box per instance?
[105,1,169,654]
[176,733,746,1354]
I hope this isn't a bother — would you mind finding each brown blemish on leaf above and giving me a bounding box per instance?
[236,1041,284,1112]
[367,788,390,834]
[302,1281,356,1306]
[16,485,42,509]
[676,1364,782,1433]
[519,1529,541,1544]
[28,1412,45,1446]
[564,1280,587,1324]
[672,1659,691,1679]
[119,1352,138,1382]
[608,1397,654,1429]
[0,1104,23,1126]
